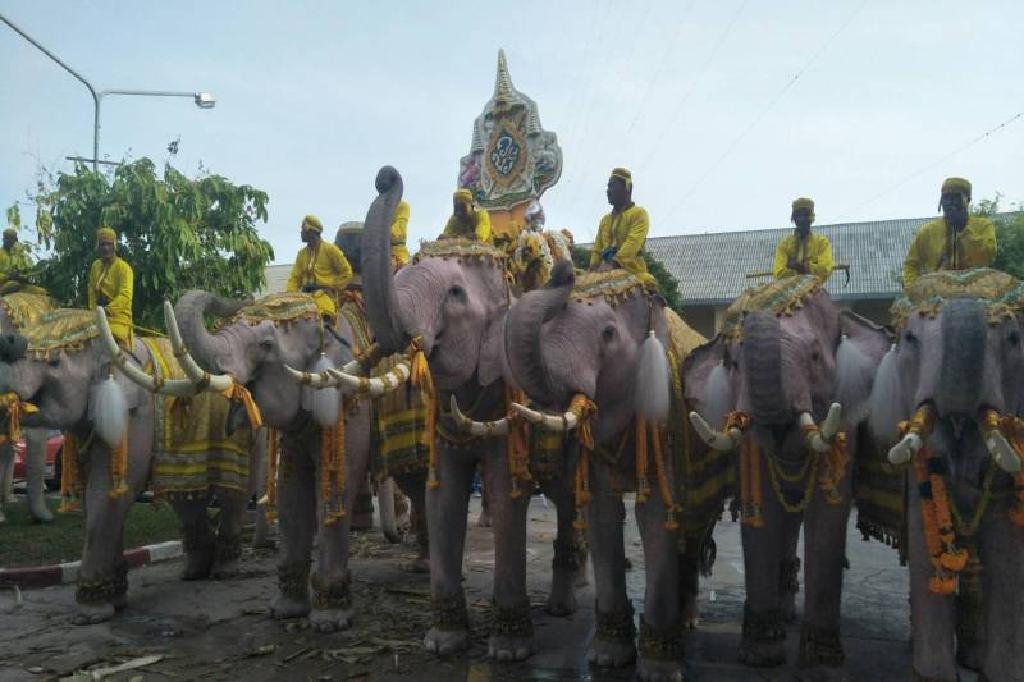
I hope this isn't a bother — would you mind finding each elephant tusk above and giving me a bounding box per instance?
[821,403,843,441]
[449,395,508,436]
[689,411,740,452]
[95,307,197,397]
[888,432,923,465]
[799,404,843,454]
[284,363,338,388]
[327,363,411,396]
[163,301,235,393]
[984,429,1023,474]
[342,360,361,375]
[510,402,577,431]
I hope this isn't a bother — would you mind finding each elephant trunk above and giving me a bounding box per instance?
[362,166,408,355]
[505,260,573,406]
[742,311,790,424]
[173,290,243,372]
[939,298,986,415]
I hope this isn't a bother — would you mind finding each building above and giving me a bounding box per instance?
[645,217,931,338]
[262,263,291,295]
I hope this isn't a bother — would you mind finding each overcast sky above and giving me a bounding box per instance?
[2,1,1022,264]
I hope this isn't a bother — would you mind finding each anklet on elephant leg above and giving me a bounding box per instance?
[277,560,311,601]
[595,602,636,642]
[798,622,844,667]
[742,603,785,643]
[311,570,352,609]
[432,593,469,632]
[76,562,128,605]
[491,599,534,638]
[638,617,684,661]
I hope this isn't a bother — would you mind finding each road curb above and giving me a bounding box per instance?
[0,540,182,589]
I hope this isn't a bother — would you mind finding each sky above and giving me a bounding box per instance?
[2,1,1023,265]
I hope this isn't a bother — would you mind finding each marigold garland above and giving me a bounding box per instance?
[569,394,597,529]
[58,433,82,513]
[320,401,347,526]
[635,416,651,503]
[108,436,129,499]
[505,388,532,499]
[408,337,439,489]
[264,427,279,523]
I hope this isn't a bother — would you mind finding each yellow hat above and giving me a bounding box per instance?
[939,177,971,210]
[3,228,16,238]
[301,214,323,233]
[96,226,117,243]
[610,167,633,190]
[791,197,815,222]
[453,188,474,205]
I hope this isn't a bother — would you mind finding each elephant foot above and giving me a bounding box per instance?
[488,633,533,662]
[546,551,579,616]
[424,626,469,656]
[210,537,242,580]
[636,618,685,680]
[636,658,683,682]
[271,594,311,620]
[956,641,981,672]
[180,549,214,581]
[739,604,786,667]
[71,602,116,625]
[309,607,353,632]
[590,604,637,668]
[73,566,127,625]
[272,560,311,619]
[426,593,469,656]
[490,600,534,661]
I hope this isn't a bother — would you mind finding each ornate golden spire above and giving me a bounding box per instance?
[493,49,515,99]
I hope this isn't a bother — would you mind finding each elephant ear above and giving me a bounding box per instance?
[836,311,893,427]
[684,337,734,428]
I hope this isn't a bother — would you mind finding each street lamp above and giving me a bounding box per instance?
[1,13,216,171]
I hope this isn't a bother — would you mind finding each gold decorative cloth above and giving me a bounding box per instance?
[890,267,1022,330]
[218,292,319,329]
[22,308,98,357]
[413,239,509,265]
[570,269,655,306]
[720,275,823,340]
[0,292,56,330]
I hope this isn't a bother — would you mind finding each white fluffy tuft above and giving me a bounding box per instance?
[92,375,127,448]
[304,354,341,428]
[836,335,874,427]
[868,346,905,444]
[635,332,671,422]
[702,363,734,431]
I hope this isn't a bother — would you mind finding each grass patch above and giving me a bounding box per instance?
[0,498,182,568]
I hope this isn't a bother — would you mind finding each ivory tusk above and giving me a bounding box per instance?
[283,361,412,396]
[95,307,197,397]
[888,432,922,465]
[689,411,740,452]
[821,403,843,441]
[449,395,508,436]
[984,429,1023,474]
[163,301,234,392]
[510,402,577,431]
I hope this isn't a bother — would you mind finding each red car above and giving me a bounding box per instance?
[12,430,65,489]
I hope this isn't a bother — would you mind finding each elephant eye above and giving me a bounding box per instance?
[447,285,466,302]
[811,350,821,362]
[259,339,274,352]
[903,330,918,345]
[602,325,616,342]
[1008,330,1020,347]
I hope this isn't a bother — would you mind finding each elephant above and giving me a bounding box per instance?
[502,260,723,682]
[359,166,584,662]
[0,304,258,624]
[169,289,410,632]
[683,276,890,677]
[868,268,1024,681]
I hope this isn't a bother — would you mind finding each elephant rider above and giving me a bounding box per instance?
[391,199,411,270]
[588,167,654,285]
[286,214,353,321]
[772,197,834,281]
[0,227,33,285]
[902,176,996,287]
[440,188,492,244]
[88,226,134,347]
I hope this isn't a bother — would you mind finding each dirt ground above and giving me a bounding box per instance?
[0,495,982,681]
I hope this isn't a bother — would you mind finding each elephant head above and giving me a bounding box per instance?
[362,166,508,391]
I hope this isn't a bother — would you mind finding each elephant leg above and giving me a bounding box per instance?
[779,511,802,623]
[395,470,429,572]
[954,549,983,672]
[798,485,851,675]
[378,477,401,544]
[906,483,956,681]
[0,441,11,522]
[587,465,635,669]
[633,482,684,682]
[738,464,787,668]
[977,509,1024,681]
[25,430,53,523]
[272,447,315,620]
[483,446,533,661]
[350,473,373,531]
[540,476,582,617]
[211,492,246,579]
[174,498,215,581]
[477,469,492,528]
[423,448,474,657]
[679,519,716,629]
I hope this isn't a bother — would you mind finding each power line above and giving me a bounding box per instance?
[835,107,1024,220]
[663,1,866,217]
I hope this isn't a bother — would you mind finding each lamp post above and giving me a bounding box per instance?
[1,13,215,171]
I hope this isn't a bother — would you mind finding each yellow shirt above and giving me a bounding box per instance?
[442,209,492,244]
[88,256,134,345]
[902,216,997,287]
[773,232,834,281]
[391,201,411,268]
[0,244,33,278]
[590,204,652,282]
[287,241,353,318]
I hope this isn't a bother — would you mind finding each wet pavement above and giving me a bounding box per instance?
[0,495,981,681]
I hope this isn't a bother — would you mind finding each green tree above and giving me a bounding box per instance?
[975,195,1024,280]
[33,159,274,331]
[571,246,684,314]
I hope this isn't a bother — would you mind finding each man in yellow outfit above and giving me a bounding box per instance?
[441,189,492,243]
[287,214,353,320]
[391,200,411,270]
[902,177,996,287]
[88,227,134,346]
[773,197,834,281]
[0,227,33,287]
[589,168,653,285]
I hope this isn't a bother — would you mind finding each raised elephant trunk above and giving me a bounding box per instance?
[742,311,789,424]
[362,166,407,355]
[173,290,245,372]
[939,298,986,415]
[505,260,573,405]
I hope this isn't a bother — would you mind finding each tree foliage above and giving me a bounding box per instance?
[32,159,274,331]
[571,246,685,314]
[975,195,1024,281]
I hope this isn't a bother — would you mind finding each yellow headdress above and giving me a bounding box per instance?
[453,188,474,206]
[610,167,633,191]
[791,197,815,222]
[96,226,117,244]
[3,228,16,239]
[939,177,971,211]
[301,214,323,233]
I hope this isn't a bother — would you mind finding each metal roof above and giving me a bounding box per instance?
[644,217,934,305]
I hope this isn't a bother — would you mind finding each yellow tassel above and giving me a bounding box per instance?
[264,428,279,523]
[635,416,650,503]
[506,388,532,499]
[58,433,81,513]
[220,381,263,430]
[569,394,598,529]
[409,337,439,489]
[650,424,679,530]
[108,436,129,499]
